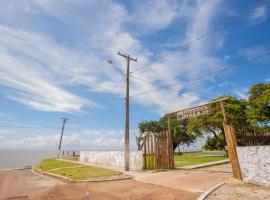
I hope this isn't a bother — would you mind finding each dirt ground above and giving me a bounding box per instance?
[127,164,233,193]
[0,169,199,200]
[207,181,270,200]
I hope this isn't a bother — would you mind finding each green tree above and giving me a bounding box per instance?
[247,82,270,130]
[159,115,196,151]
[187,95,251,150]
[137,116,197,151]
[203,134,225,151]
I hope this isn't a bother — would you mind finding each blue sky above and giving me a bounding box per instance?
[0,0,269,150]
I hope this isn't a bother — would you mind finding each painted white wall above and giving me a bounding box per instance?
[80,150,143,170]
[237,146,270,186]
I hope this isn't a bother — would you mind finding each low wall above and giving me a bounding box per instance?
[80,150,143,170]
[237,146,270,186]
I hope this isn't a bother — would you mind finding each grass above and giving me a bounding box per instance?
[37,158,121,180]
[174,151,228,168]
[37,158,81,171]
[51,166,121,180]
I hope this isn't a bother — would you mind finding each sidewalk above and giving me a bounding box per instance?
[177,159,230,170]
[126,164,232,193]
[62,158,233,193]
[207,179,270,200]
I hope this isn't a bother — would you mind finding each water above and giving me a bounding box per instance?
[0,150,62,169]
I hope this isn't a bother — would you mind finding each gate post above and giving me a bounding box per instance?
[223,123,242,180]
[167,115,174,169]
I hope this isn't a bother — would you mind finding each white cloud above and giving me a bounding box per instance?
[0,28,92,113]
[234,87,248,99]
[129,0,187,31]
[238,46,268,61]
[0,0,225,115]
[249,5,267,22]
[0,128,138,150]
[0,129,14,139]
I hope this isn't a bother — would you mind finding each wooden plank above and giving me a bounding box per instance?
[143,137,147,169]
[147,135,150,169]
[169,128,174,168]
[223,123,242,180]
[150,134,154,169]
[166,131,170,169]
[154,135,157,169]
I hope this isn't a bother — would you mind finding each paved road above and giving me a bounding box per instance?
[0,169,199,200]
[0,169,56,199]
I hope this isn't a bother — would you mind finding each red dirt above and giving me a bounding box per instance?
[0,169,199,200]
[32,180,199,200]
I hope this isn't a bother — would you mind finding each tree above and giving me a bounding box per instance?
[187,95,251,150]
[247,82,270,130]
[159,115,196,152]
[203,134,225,151]
[136,120,161,150]
[137,116,197,152]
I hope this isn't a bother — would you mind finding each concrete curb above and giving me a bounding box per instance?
[57,159,125,173]
[177,159,230,170]
[31,169,61,182]
[33,168,134,183]
[0,166,32,171]
[197,182,225,200]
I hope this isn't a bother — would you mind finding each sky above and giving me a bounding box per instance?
[0,0,269,150]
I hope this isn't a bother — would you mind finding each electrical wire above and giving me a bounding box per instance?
[186,0,270,47]
[130,75,211,100]
[131,0,270,74]
[129,50,270,99]
[87,76,126,116]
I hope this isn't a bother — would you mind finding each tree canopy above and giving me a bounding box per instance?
[247,83,270,130]
[137,82,270,151]
[137,116,196,151]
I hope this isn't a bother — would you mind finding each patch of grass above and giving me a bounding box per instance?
[51,166,121,180]
[37,159,81,171]
[174,151,228,168]
[37,158,121,180]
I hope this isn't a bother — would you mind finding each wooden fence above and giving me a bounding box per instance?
[237,132,270,146]
[143,131,174,169]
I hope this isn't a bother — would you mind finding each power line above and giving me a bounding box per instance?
[129,50,270,99]
[87,76,126,116]
[131,0,270,74]
[132,63,151,73]
[130,75,211,100]
[107,60,126,76]
[186,0,270,47]
[132,34,270,75]
[132,34,270,88]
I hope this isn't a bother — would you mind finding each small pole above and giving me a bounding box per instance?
[57,118,68,158]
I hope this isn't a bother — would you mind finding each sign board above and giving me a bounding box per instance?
[176,105,211,120]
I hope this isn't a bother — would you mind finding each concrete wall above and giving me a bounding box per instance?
[80,150,143,170]
[237,146,270,186]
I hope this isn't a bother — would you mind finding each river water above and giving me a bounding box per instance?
[0,150,77,169]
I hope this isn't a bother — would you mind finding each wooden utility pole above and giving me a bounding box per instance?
[118,51,137,171]
[57,118,68,158]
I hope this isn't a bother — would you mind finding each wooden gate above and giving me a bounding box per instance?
[143,131,174,169]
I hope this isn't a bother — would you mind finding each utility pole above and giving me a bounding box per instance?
[117,51,137,171]
[57,118,69,158]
